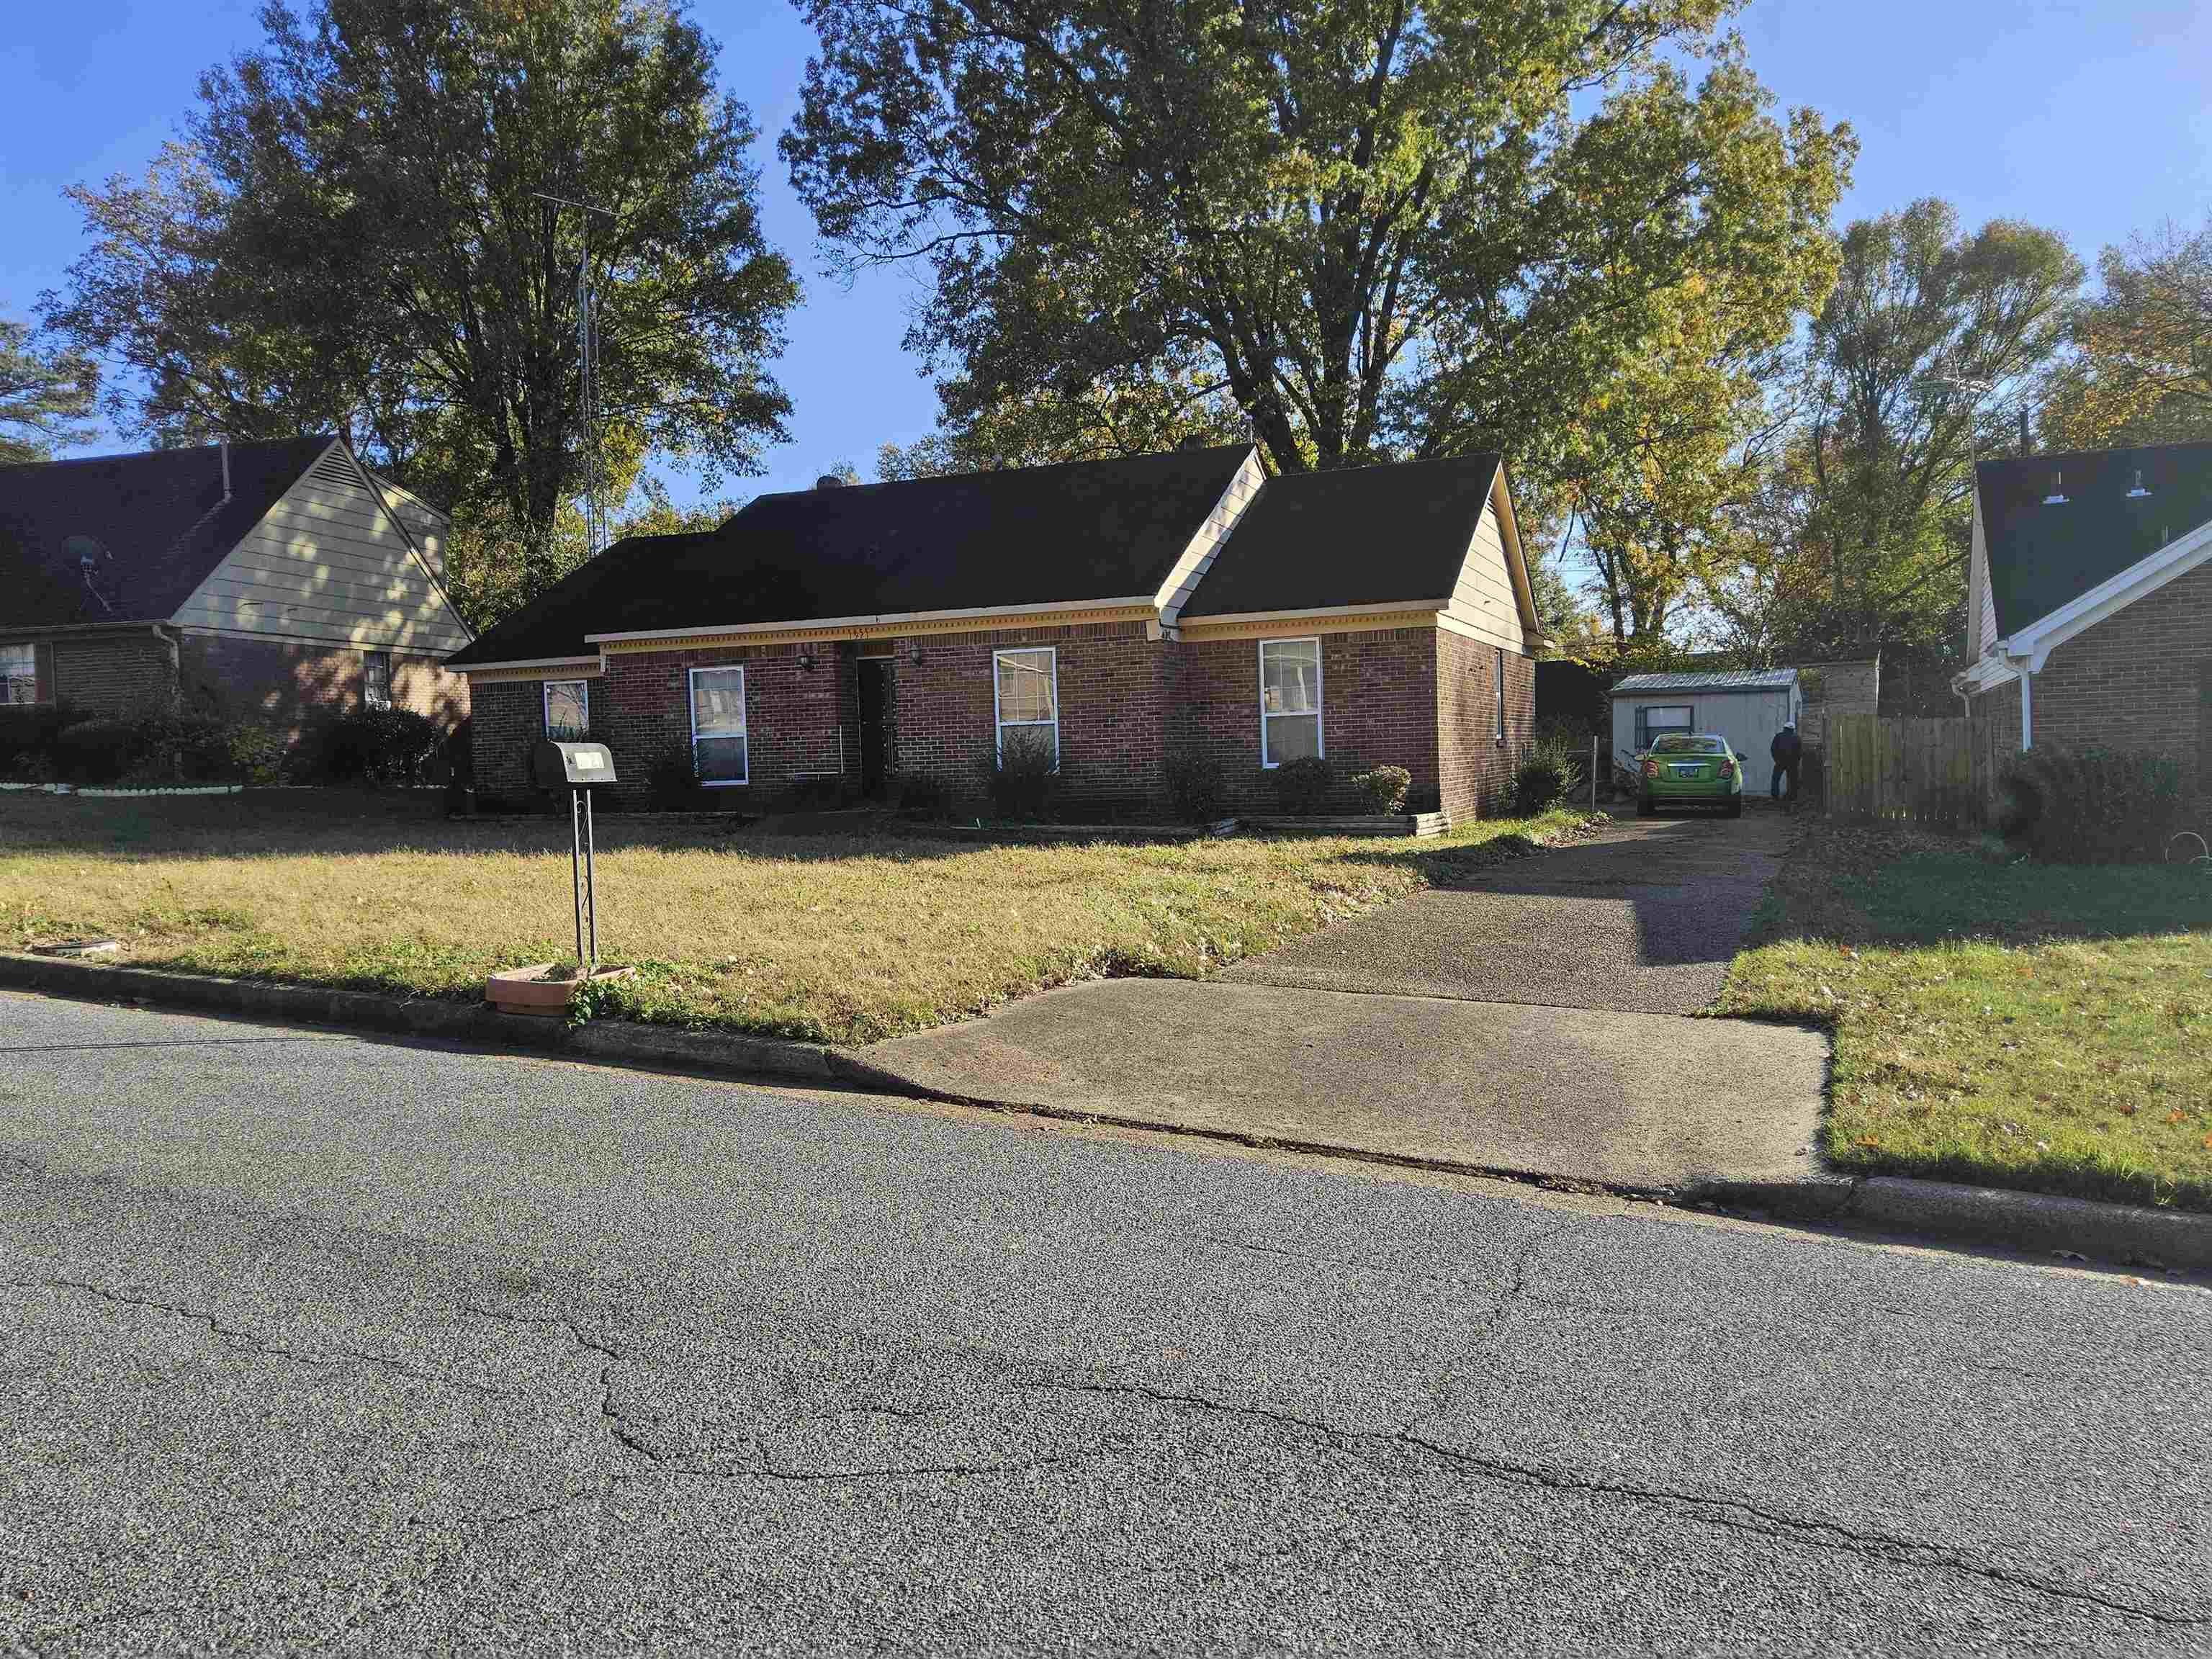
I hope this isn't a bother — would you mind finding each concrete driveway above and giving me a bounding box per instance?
[858,806,1828,1198]
[1225,806,1791,1015]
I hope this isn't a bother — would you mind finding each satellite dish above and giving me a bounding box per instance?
[63,534,112,569]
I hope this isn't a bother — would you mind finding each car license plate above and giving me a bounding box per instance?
[1673,764,1703,777]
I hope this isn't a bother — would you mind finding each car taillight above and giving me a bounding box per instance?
[1642,757,1658,778]
[1719,758,1735,778]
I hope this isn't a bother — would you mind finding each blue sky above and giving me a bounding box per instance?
[4,0,2208,509]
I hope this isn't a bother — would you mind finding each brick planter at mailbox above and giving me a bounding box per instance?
[485,963,634,1018]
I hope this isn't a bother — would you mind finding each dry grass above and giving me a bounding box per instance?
[1,790,1596,1045]
[1720,821,2212,1213]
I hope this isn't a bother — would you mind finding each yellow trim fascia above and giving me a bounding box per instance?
[1178,608,1441,642]
[598,604,1157,654]
[465,659,605,685]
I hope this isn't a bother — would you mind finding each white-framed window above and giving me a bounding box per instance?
[543,678,590,736]
[0,643,37,706]
[1259,637,1323,767]
[362,649,392,710]
[1493,647,1507,744]
[689,665,748,786]
[993,647,1059,765]
[1635,704,1693,750]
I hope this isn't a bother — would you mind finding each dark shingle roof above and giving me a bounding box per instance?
[451,445,1257,665]
[1979,440,2212,635]
[0,436,336,626]
[1179,453,1506,618]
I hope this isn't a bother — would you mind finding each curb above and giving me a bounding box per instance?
[4,953,2207,1270]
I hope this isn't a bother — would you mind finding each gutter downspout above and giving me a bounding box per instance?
[2018,662,2033,749]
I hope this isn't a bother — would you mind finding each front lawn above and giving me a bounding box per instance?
[1720,822,2212,1213]
[0,790,1595,1046]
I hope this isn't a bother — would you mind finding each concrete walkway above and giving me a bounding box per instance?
[857,806,1829,1197]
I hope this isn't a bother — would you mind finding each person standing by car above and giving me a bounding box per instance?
[1769,722,1802,803]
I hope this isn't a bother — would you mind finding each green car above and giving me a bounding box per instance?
[1637,733,1744,818]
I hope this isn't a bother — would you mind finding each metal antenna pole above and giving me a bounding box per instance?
[531,190,616,559]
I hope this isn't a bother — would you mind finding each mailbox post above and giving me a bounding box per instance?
[531,739,617,969]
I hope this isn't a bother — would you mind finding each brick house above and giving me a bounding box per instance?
[448,446,1546,819]
[1954,440,2212,796]
[0,436,471,742]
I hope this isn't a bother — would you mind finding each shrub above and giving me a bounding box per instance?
[1997,745,2183,864]
[3,750,56,784]
[53,718,145,783]
[986,730,1058,820]
[307,707,441,786]
[644,742,703,811]
[0,703,83,768]
[223,723,284,786]
[1349,764,1412,815]
[895,773,953,819]
[1270,755,1334,814]
[1162,751,1226,823]
[1512,732,1587,815]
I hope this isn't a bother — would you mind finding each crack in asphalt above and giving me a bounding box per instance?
[27,1279,516,1402]
[456,1303,661,1463]
[1019,1373,2208,1630]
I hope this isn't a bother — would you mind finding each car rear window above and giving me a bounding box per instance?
[1652,736,1726,754]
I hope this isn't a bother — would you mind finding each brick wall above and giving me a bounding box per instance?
[49,631,176,713]
[1969,673,2023,757]
[462,619,1524,818]
[1170,628,1441,814]
[1797,657,1879,748]
[1436,629,1535,820]
[176,633,467,748]
[2020,557,2212,796]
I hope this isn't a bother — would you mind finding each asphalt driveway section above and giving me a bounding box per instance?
[3,994,2208,1655]
[859,977,1828,1192]
[1226,807,1792,1014]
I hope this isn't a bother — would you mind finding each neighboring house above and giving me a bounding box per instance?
[1954,440,2212,795]
[1609,670,1803,794]
[447,446,1546,819]
[0,436,472,742]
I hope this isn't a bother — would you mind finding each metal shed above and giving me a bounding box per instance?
[1609,669,1803,793]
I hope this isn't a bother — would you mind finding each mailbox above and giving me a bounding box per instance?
[533,738,616,789]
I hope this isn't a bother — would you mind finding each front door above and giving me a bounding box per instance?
[858,658,894,797]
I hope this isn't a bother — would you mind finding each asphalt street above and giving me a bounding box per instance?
[2,992,2208,1657]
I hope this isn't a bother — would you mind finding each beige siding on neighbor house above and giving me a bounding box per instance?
[1968,492,1999,657]
[1439,495,1528,654]
[1156,449,1268,625]
[170,445,471,654]
[370,473,451,583]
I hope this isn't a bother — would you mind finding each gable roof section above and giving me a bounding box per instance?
[1178,453,1508,619]
[0,436,334,628]
[454,445,1259,664]
[449,531,708,669]
[1978,440,2212,636]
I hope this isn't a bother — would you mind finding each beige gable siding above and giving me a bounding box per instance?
[170,446,472,653]
[1156,449,1267,624]
[371,473,451,583]
[1439,498,1527,654]
[1968,492,1998,657]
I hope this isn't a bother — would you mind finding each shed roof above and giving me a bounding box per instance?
[0,436,338,626]
[1610,669,1799,696]
[1978,439,2212,635]
[1179,453,1504,617]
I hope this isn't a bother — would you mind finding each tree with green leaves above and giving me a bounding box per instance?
[41,0,797,621]
[0,315,98,464]
[785,0,1851,478]
[2046,217,2212,450]
[1740,199,2082,665]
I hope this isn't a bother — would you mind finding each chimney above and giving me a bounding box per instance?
[815,473,847,490]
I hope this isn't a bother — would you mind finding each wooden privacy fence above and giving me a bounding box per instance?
[1823,714,2004,827]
